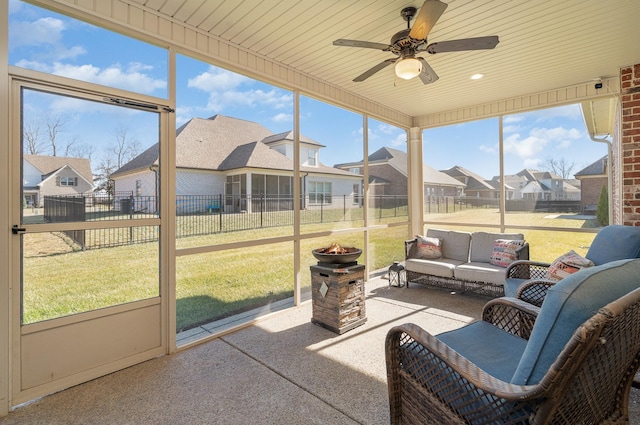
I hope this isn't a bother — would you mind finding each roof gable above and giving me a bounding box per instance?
[24,154,93,184]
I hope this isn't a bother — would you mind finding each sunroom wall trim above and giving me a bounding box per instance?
[413,77,620,129]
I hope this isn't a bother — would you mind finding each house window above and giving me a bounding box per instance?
[307,148,317,166]
[349,167,360,174]
[59,176,77,186]
[309,181,331,205]
[353,184,361,204]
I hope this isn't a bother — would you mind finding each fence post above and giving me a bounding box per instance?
[219,194,223,233]
[260,194,264,228]
[343,194,346,219]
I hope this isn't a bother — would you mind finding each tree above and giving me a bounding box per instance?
[542,157,576,179]
[23,118,46,154]
[111,127,141,168]
[596,184,609,226]
[45,114,66,156]
[93,157,117,195]
[93,127,141,195]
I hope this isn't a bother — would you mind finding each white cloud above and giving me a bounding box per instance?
[504,115,525,124]
[390,133,406,146]
[188,66,292,112]
[32,62,166,94]
[523,158,541,169]
[10,17,64,47]
[502,125,521,134]
[10,17,86,61]
[479,144,498,155]
[504,132,548,158]
[504,126,582,160]
[272,113,292,123]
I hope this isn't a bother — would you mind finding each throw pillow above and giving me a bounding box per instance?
[490,239,526,267]
[545,250,595,281]
[415,235,443,259]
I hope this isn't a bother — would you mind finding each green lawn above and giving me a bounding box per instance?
[22,209,599,330]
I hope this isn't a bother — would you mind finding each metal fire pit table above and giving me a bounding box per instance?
[310,262,366,334]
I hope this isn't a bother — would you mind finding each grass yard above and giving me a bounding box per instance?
[22,209,600,330]
[425,209,599,262]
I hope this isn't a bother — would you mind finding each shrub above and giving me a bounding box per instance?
[596,184,609,226]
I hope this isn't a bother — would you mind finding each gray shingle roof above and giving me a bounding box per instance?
[24,154,93,184]
[575,155,608,176]
[112,114,356,177]
[441,166,494,191]
[336,146,463,187]
[262,131,325,147]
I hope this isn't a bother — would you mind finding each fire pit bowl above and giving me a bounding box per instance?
[312,244,362,264]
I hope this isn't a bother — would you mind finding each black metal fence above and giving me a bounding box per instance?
[43,195,87,248]
[44,192,580,249]
[424,196,582,214]
[40,193,408,250]
[42,193,582,251]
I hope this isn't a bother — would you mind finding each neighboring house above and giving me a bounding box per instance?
[492,174,530,199]
[575,155,608,213]
[514,169,581,201]
[334,146,464,198]
[441,166,497,199]
[23,154,94,207]
[111,114,362,213]
[485,178,516,200]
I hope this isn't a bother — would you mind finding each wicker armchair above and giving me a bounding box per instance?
[386,259,640,424]
[504,225,640,306]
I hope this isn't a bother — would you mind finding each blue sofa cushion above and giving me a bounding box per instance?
[437,321,527,383]
[511,258,640,385]
[586,225,640,265]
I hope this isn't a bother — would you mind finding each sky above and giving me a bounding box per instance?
[8,0,608,180]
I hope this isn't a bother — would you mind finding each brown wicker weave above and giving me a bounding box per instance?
[386,289,640,424]
[505,260,556,307]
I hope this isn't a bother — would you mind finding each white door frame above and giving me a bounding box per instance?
[8,68,174,407]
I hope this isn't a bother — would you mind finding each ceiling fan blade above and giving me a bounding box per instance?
[426,36,499,54]
[409,0,448,41]
[417,57,439,84]
[353,58,396,82]
[333,39,391,51]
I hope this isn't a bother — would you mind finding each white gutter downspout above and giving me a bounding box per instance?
[590,135,613,224]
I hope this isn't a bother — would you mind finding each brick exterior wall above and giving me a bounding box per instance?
[368,163,408,196]
[580,176,607,213]
[621,64,640,226]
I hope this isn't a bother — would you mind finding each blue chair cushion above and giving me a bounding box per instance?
[511,258,640,385]
[504,277,527,298]
[437,321,527,382]
[586,225,640,265]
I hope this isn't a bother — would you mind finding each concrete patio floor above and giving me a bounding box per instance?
[2,275,639,424]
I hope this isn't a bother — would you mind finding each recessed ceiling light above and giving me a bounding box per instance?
[470,73,484,80]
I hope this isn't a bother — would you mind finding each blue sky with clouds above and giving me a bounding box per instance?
[9,0,607,179]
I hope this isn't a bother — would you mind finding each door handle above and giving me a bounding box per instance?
[12,225,26,235]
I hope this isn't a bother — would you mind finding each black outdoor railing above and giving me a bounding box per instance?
[39,193,582,251]
[424,195,582,214]
[38,193,408,250]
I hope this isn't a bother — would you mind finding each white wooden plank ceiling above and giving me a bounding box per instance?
[127,0,640,119]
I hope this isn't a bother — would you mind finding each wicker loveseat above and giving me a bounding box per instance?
[386,258,640,424]
[504,224,640,306]
[404,229,529,297]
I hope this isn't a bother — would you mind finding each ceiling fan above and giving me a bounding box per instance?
[333,0,499,84]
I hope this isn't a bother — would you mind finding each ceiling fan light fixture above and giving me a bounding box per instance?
[395,57,422,80]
